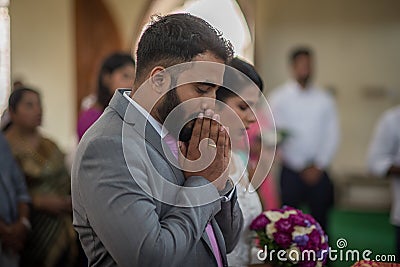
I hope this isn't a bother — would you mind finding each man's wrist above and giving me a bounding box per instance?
[220,178,236,202]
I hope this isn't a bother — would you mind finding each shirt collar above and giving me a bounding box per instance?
[123,91,169,138]
[289,80,314,94]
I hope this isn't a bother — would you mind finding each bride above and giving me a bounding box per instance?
[217,57,271,267]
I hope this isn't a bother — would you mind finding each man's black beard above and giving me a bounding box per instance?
[157,88,196,143]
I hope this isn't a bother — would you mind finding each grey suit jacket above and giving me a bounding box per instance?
[72,89,243,267]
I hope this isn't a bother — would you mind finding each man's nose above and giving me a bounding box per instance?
[201,97,216,112]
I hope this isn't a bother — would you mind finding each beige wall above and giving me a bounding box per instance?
[254,0,400,175]
[10,0,75,152]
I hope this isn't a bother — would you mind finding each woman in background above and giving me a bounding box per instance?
[4,87,77,267]
[77,52,135,140]
[217,57,270,266]
[246,102,280,211]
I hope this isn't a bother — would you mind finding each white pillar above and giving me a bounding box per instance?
[0,0,10,112]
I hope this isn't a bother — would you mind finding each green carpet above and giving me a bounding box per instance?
[327,208,396,266]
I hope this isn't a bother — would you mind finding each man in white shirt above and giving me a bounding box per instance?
[367,106,400,261]
[270,47,339,230]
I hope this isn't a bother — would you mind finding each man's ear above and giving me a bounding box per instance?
[150,67,171,94]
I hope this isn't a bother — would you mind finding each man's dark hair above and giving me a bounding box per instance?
[135,13,234,83]
[290,47,312,64]
[217,57,263,102]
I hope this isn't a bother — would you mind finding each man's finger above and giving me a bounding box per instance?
[224,127,231,158]
[209,114,219,145]
[178,141,187,168]
[216,125,225,159]
[188,113,203,152]
[200,118,212,142]
[200,109,213,142]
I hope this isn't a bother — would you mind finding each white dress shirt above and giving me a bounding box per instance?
[123,91,168,138]
[367,106,400,226]
[269,81,340,171]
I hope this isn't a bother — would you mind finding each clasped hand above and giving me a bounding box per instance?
[178,109,231,191]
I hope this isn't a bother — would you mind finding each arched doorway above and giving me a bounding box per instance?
[134,0,254,63]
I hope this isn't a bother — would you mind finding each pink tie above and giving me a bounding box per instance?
[205,223,224,267]
[163,134,223,267]
[163,133,179,159]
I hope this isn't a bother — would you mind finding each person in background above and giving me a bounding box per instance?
[367,105,400,262]
[1,80,25,131]
[0,132,31,267]
[77,52,135,140]
[3,87,77,267]
[270,47,339,231]
[217,57,270,266]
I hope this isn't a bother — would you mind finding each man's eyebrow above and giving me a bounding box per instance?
[195,81,218,88]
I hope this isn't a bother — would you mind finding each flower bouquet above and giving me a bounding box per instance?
[250,206,329,267]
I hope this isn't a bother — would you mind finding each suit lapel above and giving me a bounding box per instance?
[108,89,185,185]
[144,125,185,184]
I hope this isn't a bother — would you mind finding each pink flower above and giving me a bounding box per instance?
[289,214,308,227]
[304,229,322,251]
[275,218,294,233]
[309,229,321,247]
[250,214,270,230]
[298,260,317,267]
[273,232,292,248]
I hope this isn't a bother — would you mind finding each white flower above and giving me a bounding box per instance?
[264,209,297,223]
[266,222,277,239]
[283,210,297,217]
[264,211,285,222]
[292,225,315,238]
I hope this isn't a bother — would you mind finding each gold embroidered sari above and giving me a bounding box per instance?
[6,135,77,267]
